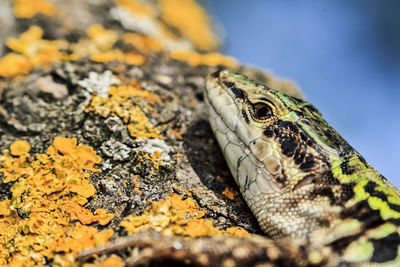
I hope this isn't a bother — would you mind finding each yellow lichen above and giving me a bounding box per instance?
[132,175,143,195]
[0,2,233,78]
[0,24,147,78]
[222,186,239,200]
[0,138,114,266]
[171,51,237,67]
[6,25,68,65]
[86,84,162,139]
[123,32,162,54]
[115,0,221,54]
[90,49,145,65]
[0,26,69,78]
[126,108,162,139]
[226,226,253,237]
[158,0,219,51]
[86,24,118,51]
[83,24,145,65]
[148,150,161,169]
[0,199,11,216]
[12,0,56,18]
[115,0,156,17]
[120,194,250,238]
[83,255,125,267]
[0,53,32,77]
[9,140,31,156]
[135,150,163,174]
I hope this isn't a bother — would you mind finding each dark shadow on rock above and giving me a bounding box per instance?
[182,119,263,234]
[182,119,231,189]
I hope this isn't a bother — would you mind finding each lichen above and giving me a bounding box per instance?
[0,53,32,77]
[12,0,56,19]
[0,138,114,266]
[9,140,30,156]
[171,50,237,67]
[158,0,219,51]
[83,255,125,267]
[0,1,236,79]
[121,194,251,238]
[222,186,239,201]
[0,24,145,78]
[0,26,68,77]
[122,32,162,55]
[85,84,162,139]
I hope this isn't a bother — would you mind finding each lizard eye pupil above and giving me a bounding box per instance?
[254,103,272,119]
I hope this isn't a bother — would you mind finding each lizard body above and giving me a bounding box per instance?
[203,70,400,266]
[79,70,400,266]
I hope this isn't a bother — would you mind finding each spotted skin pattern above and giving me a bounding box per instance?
[78,70,400,266]
[204,70,400,266]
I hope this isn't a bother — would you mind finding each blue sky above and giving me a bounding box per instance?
[205,1,400,187]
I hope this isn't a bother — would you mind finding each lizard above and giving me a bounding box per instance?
[78,70,400,266]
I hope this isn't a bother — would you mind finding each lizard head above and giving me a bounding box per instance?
[204,70,352,239]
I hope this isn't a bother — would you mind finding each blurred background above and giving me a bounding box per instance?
[205,0,400,187]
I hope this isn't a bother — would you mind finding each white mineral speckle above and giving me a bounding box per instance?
[77,70,120,97]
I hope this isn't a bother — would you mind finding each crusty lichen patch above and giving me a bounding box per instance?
[83,255,125,267]
[9,140,30,156]
[0,25,68,77]
[121,193,251,238]
[12,0,56,19]
[85,83,162,139]
[84,24,145,65]
[0,0,237,79]
[222,186,239,201]
[0,138,114,266]
[158,0,219,51]
[171,50,237,67]
[0,24,145,78]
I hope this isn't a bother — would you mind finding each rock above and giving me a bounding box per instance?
[0,0,301,265]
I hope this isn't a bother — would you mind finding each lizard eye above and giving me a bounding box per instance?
[253,103,272,120]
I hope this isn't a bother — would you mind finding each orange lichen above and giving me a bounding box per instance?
[0,199,10,216]
[184,219,220,237]
[115,0,156,17]
[115,0,219,53]
[0,53,31,77]
[0,26,69,78]
[120,194,250,238]
[0,24,148,78]
[226,226,252,238]
[91,50,145,65]
[86,84,162,139]
[146,150,161,170]
[222,186,239,201]
[123,33,162,54]
[6,25,68,65]
[95,209,116,226]
[9,140,31,156]
[0,138,114,266]
[171,51,237,67]
[0,2,234,79]
[86,24,118,51]
[132,175,143,195]
[158,0,219,51]
[83,255,125,267]
[82,25,145,65]
[135,150,163,173]
[13,0,56,19]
